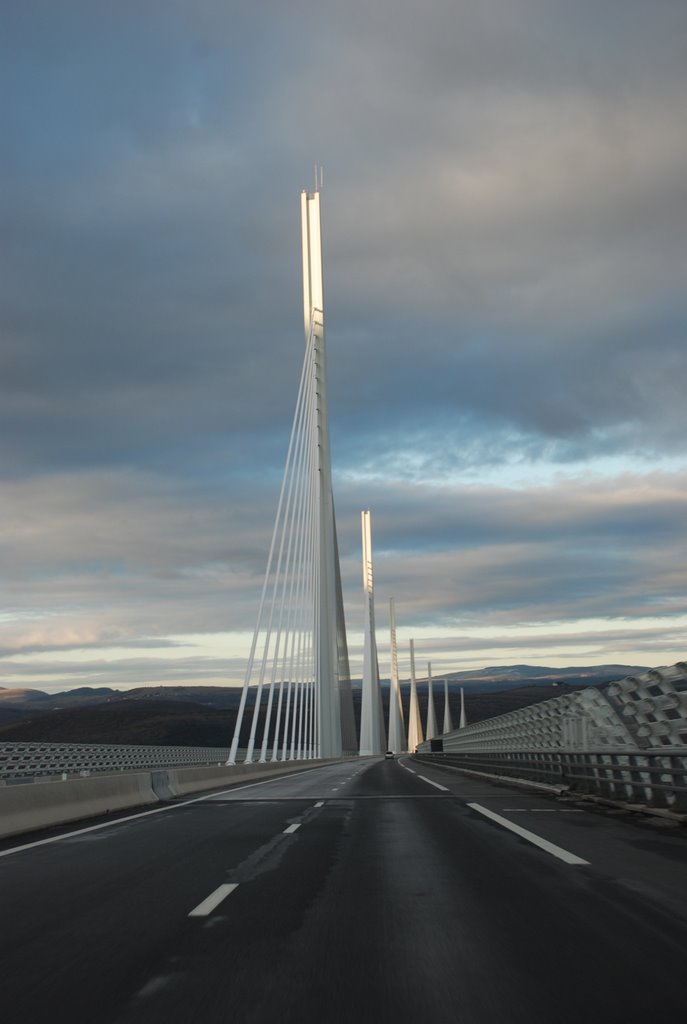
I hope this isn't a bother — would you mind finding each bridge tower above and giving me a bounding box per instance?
[406,638,424,753]
[359,510,386,755]
[442,678,454,734]
[425,661,438,741]
[227,184,356,763]
[387,597,406,753]
[302,187,342,758]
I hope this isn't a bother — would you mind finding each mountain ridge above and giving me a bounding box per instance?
[0,663,653,746]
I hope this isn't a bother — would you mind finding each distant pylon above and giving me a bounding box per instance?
[442,678,453,734]
[406,638,424,752]
[459,687,468,728]
[387,598,406,753]
[425,661,438,741]
[359,510,386,755]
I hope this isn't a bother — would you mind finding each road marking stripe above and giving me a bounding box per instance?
[418,775,450,792]
[0,764,344,860]
[314,801,324,808]
[137,975,175,998]
[188,883,238,917]
[503,808,584,814]
[426,760,565,794]
[283,823,301,833]
[467,803,589,865]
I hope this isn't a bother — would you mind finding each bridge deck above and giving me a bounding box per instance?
[2,757,686,1022]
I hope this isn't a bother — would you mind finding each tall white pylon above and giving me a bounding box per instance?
[301,186,342,758]
[425,661,438,741]
[442,679,454,734]
[227,182,356,764]
[459,687,468,729]
[406,638,424,752]
[359,510,386,755]
[387,597,406,753]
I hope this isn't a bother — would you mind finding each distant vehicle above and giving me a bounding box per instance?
[384,751,394,759]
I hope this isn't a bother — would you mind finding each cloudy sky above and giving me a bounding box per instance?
[2,0,686,693]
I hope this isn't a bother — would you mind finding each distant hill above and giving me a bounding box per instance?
[0,687,54,702]
[0,687,529,747]
[429,664,649,688]
[418,682,583,728]
[0,698,241,747]
[0,664,654,746]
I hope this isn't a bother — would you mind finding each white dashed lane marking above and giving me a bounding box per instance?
[418,775,450,792]
[0,763,343,861]
[188,883,238,918]
[502,808,585,814]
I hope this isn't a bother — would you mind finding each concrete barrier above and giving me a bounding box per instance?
[0,772,158,840]
[162,757,347,797]
[0,758,352,840]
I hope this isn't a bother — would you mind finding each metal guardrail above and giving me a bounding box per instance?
[414,749,687,812]
[0,741,237,781]
[417,663,687,754]
[413,664,687,812]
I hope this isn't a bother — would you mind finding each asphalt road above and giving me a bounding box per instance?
[2,756,687,1024]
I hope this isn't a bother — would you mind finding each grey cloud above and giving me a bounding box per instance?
[0,654,247,693]
[3,468,685,659]
[2,0,686,480]
[1,2,686,687]
[377,625,687,676]
[336,473,687,636]
[0,638,189,660]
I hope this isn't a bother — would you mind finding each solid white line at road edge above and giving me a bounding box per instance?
[418,775,450,792]
[188,883,238,917]
[467,803,589,866]
[0,763,345,860]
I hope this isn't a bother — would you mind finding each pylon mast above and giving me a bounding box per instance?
[228,186,355,763]
[359,509,386,755]
[387,597,406,753]
[442,678,454,734]
[406,638,424,752]
[301,188,342,757]
[425,661,438,741]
